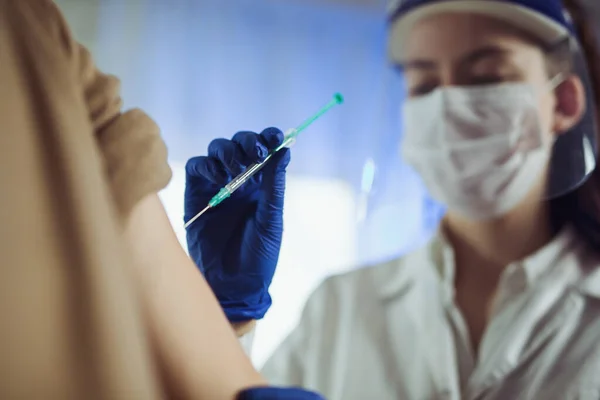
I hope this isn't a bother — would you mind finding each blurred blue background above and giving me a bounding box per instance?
[57,0,445,366]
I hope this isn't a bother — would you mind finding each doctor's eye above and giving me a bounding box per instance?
[409,82,439,97]
[467,74,513,86]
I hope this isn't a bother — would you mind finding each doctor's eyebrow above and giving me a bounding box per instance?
[393,45,514,72]
[460,46,514,66]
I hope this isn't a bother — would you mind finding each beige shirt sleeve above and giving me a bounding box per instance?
[0,0,169,397]
[51,0,173,219]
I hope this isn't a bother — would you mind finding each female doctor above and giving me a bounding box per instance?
[184,0,600,398]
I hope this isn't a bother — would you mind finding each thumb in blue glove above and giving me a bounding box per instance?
[185,127,290,322]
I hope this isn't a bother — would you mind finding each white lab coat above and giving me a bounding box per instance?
[261,228,600,400]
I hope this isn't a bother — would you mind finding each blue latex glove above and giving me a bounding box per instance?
[237,387,325,400]
[185,128,290,322]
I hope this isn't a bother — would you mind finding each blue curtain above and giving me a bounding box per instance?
[93,0,443,264]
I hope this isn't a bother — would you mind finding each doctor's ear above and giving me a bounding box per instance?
[552,75,587,134]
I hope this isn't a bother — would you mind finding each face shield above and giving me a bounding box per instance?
[386,0,598,220]
[549,38,598,197]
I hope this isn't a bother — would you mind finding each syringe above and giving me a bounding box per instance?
[184,92,344,229]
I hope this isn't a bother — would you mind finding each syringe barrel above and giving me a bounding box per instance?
[225,159,269,193]
[226,128,297,193]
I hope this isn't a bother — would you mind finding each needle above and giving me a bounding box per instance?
[184,205,210,228]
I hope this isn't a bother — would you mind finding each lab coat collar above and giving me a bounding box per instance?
[377,225,600,302]
[550,227,600,299]
[434,225,576,284]
[377,229,452,303]
[377,255,422,302]
[575,251,600,298]
[422,224,600,298]
[521,226,580,286]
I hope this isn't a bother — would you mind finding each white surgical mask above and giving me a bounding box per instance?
[401,82,556,220]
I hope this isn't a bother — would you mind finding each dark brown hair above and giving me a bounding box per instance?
[549,0,600,252]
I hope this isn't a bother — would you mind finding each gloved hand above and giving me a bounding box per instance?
[185,127,290,322]
[237,387,326,400]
